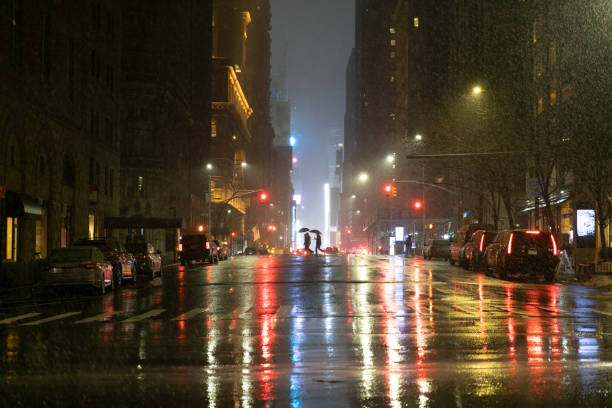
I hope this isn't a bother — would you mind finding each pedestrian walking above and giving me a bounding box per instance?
[304,232,313,254]
[315,233,323,255]
[405,235,412,257]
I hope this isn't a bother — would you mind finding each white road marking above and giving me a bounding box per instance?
[21,312,82,326]
[0,312,42,324]
[217,306,252,320]
[74,311,120,324]
[171,308,207,321]
[122,309,165,323]
[588,308,612,317]
[275,305,295,319]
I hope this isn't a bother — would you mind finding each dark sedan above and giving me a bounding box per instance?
[126,242,162,279]
[463,230,497,271]
[424,239,451,260]
[74,238,136,286]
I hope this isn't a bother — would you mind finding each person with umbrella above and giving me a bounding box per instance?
[299,228,313,254]
[310,229,323,255]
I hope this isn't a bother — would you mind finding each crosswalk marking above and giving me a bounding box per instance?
[0,312,42,324]
[21,312,82,326]
[122,309,165,323]
[74,311,120,324]
[275,305,295,319]
[217,306,251,320]
[171,308,207,321]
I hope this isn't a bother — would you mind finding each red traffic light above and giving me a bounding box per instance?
[413,200,422,210]
[427,223,434,230]
[346,228,352,235]
[383,184,392,196]
[230,232,236,237]
[267,224,276,231]
[259,192,268,202]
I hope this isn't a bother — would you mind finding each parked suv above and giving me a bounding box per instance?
[179,234,218,265]
[424,239,451,260]
[126,242,162,279]
[463,230,497,271]
[484,229,559,281]
[450,224,494,267]
[73,238,136,287]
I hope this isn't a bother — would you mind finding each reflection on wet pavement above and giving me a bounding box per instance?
[0,255,611,407]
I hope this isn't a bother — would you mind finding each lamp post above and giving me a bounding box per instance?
[206,163,213,234]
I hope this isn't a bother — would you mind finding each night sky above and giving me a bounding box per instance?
[271,0,355,234]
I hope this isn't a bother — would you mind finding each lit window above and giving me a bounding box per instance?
[537,97,543,114]
[532,21,537,43]
[390,76,395,83]
[390,39,396,46]
[137,176,144,193]
[389,27,396,34]
[211,119,216,138]
[414,17,419,27]
[390,51,396,58]
[550,78,557,105]
[88,213,95,239]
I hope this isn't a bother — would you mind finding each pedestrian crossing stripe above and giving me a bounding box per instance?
[21,312,82,326]
[0,312,43,324]
[171,308,207,321]
[74,311,121,324]
[122,309,165,323]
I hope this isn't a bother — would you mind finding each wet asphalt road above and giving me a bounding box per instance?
[0,255,611,407]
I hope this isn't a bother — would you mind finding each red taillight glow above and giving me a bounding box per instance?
[479,234,486,252]
[550,234,558,256]
[507,233,514,255]
[525,230,541,234]
[205,242,210,250]
[178,243,183,252]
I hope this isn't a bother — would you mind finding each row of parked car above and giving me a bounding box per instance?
[424,224,560,282]
[178,234,229,266]
[40,238,163,295]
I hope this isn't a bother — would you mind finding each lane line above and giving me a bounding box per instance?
[21,312,82,326]
[122,309,165,323]
[0,312,42,324]
[275,305,295,319]
[74,311,120,324]
[171,308,207,321]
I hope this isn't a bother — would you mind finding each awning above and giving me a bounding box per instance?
[5,191,44,218]
[105,216,181,229]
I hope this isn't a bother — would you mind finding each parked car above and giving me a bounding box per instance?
[463,230,497,271]
[179,234,217,265]
[244,247,257,255]
[126,242,162,279]
[325,246,339,254]
[424,239,451,260]
[484,229,559,281]
[213,240,229,260]
[73,238,136,286]
[450,224,494,266]
[40,247,114,294]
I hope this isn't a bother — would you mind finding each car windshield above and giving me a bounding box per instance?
[48,247,93,263]
[126,243,147,254]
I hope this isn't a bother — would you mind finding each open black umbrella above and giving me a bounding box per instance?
[310,229,322,235]
[298,227,310,233]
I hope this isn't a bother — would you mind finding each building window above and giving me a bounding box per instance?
[109,169,114,197]
[390,51,396,59]
[413,17,419,27]
[537,97,543,114]
[389,27,396,34]
[88,213,95,239]
[9,145,15,167]
[137,176,144,195]
[390,76,395,83]
[104,166,109,195]
[62,155,76,188]
[39,156,45,176]
[390,39,396,46]
[68,39,74,101]
[95,163,100,187]
[561,84,572,102]
[211,119,217,138]
[6,217,18,261]
[550,78,557,106]
[532,20,537,43]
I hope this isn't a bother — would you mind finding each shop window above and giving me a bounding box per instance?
[35,218,47,258]
[6,217,18,261]
[88,213,95,239]
[413,17,419,27]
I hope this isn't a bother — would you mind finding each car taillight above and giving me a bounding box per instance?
[178,243,183,252]
[206,242,210,250]
[507,233,514,255]
[479,234,485,252]
[550,234,558,256]
[525,230,541,234]
[83,263,97,269]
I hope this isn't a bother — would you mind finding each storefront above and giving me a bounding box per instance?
[2,191,45,261]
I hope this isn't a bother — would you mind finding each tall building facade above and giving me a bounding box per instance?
[1,0,122,261]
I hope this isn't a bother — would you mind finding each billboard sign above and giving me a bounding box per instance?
[576,209,595,237]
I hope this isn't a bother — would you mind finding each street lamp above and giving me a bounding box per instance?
[241,161,247,168]
[472,86,482,95]
[358,172,369,183]
[206,163,213,170]
[414,134,423,142]
[386,154,395,163]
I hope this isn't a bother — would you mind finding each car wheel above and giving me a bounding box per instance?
[114,269,123,289]
[496,257,507,280]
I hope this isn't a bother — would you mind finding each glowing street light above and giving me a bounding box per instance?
[472,86,482,95]
[358,172,369,183]
[386,154,395,163]
[241,161,247,168]
[206,163,213,170]
[414,134,423,142]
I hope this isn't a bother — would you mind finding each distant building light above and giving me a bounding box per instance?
[293,194,302,205]
[415,134,423,141]
[289,136,296,146]
[292,157,298,164]
[414,17,419,27]
[389,27,396,34]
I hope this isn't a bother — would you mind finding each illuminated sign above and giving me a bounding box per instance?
[576,209,595,237]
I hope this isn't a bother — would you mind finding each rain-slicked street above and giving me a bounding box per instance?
[1,255,611,407]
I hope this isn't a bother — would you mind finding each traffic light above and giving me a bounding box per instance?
[346,228,352,235]
[392,186,397,197]
[230,232,236,237]
[427,223,434,230]
[198,225,205,232]
[267,224,276,231]
[383,183,392,196]
[413,200,422,210]
[258,191,268,203]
